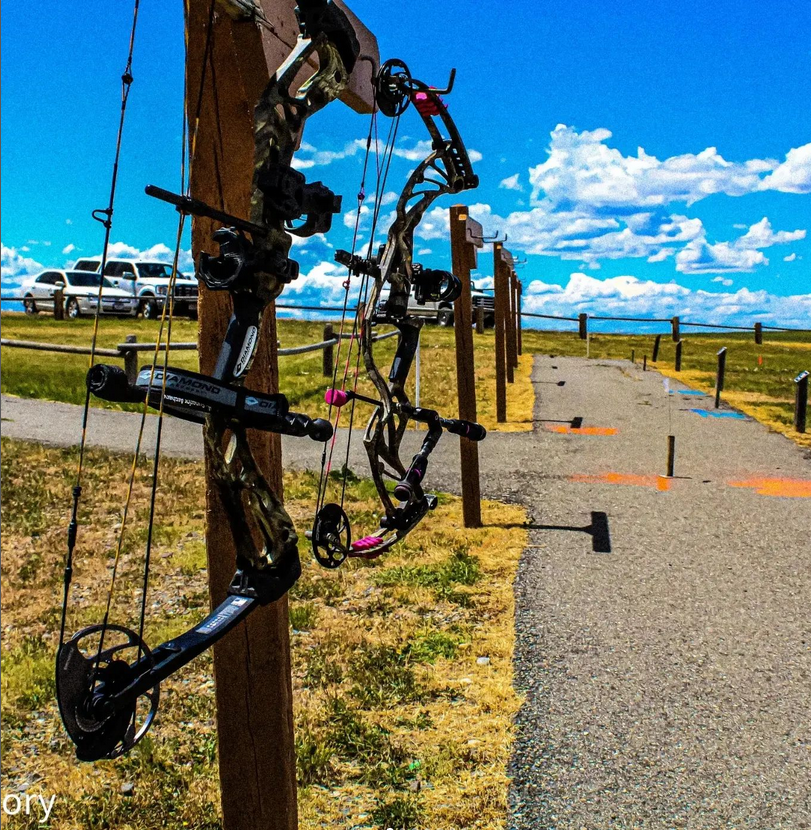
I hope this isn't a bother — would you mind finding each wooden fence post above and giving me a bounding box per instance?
[184,4,379,825]
[714,347,727,408]
[505,269,516,382]
[652,334,662,362]
[516,280,523,356]
[675,339,683,372]
[450,204,482,527]
[794,371,809,434]
[322,323,334,377]
[53,288,65,320]
[475,306,485,334]
[122,334,139,383]
[493,242,508,422]
[754,322,763,345]
[578,312,588,340]
[671,316,680,342]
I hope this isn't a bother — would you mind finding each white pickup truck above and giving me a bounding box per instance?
[406,281,494,327]
[73,257,199,319]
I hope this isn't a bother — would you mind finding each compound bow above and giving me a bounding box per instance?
[310,59,486,567]
[56,0,359,762]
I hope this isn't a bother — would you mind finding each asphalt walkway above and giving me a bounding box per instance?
[2,355,809,828]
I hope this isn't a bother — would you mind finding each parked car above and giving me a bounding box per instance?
[22,270,138,318]
[73,257,199,319]
[380,280,495,327]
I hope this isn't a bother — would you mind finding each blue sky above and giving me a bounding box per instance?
[2,0,810,327]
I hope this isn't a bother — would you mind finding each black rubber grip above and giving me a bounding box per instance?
[87,364,144,404]
[443,418,486,442]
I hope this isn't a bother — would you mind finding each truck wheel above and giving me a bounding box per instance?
[140,298,159,319]
[437,308,454,327]
[66,298,81,319]
[23,295,38,315]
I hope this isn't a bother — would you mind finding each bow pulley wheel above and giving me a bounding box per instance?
[311,503,351,568]
[375,59,412,117]
[56,624,159,762]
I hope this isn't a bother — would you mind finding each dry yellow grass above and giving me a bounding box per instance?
[1,439,527,829]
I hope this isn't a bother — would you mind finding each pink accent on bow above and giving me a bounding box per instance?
[351,535,383,551]
[325,388,350,407]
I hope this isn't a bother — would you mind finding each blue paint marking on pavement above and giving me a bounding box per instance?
[676,390,705,396]
[689,408,747,419]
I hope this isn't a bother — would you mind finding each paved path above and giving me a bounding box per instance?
[2,356,810,828]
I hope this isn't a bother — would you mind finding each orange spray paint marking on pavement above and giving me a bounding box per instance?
[729,478,811,498]
[570,472,672,491]
[547,426,618,436]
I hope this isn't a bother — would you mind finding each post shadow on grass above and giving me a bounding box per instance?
[496,511,612,554]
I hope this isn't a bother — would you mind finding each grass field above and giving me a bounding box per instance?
[1,313,808,445]
[0,438,527,829]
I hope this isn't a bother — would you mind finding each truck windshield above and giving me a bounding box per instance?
[137,263,173,279]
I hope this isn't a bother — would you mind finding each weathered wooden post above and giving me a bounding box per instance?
[666,435,676,477]
[578,312,588,340]
[675,339,683,372]
[643,354,647,371]
[714,347,727,408]
[475,306,485,334]
[450,205,482,527]
[652,334,662,362]
[509,271,519,369]
[493,242,508,422]
[671,316,680,342]
[516,279,523,356]
[754,322,763,345]
[187,4,377,829]
[631,348,635,364]
[794,371,809,434]
[122,333,138,383]
[504,262,516,383]
[53,288,65,320]
[322,323,334,377]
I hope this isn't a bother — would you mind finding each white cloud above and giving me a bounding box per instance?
[417,247,433,256]
[521,271,811,329]
[712,276,734,287]
[528,125,810,210]
[759,143,811,194]
[62,243,76,255]
[1,244,45,286]
[784,253,797,262]
[78,242,195,274]
[499,173,522,191]
[736,217,805,248]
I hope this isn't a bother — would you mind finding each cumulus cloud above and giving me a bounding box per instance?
[1,244,45,286]
[62,243,76,255]
[499,173,522,191]
[712,277,734,287]
[76,242,195,274]
[784,253,797,262]
[759,143,811,194]
[291,138,482,170]
[521,271,811,329]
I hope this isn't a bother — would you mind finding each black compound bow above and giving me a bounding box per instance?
[310,59,486,567]
[56,0,359,762]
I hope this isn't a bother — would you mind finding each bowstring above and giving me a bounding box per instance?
[60,0,142,648]
[89,0,216,679]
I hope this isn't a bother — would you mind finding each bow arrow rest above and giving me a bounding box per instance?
[56,0,370,763]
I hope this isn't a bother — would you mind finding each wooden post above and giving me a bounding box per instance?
[666,435,676,477]
[631,348,635,364]
[322,323,334,377]
[671,316,680,342]
[652,334,662,362]
[185,3,378,824]
[493,243,508,422]
[675,339,683,372]
[122,334,138,383]
[794,371,809,434]
[714,347,727,408]
[516,280,523,356]
[53,288,64,320]
[509,271,519,369]
[450,204,482,527]
[578,312,588,340]
[475,306,485,334]
[643,354,647,371]
[754,322,763,345]
[504,273,516,384]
